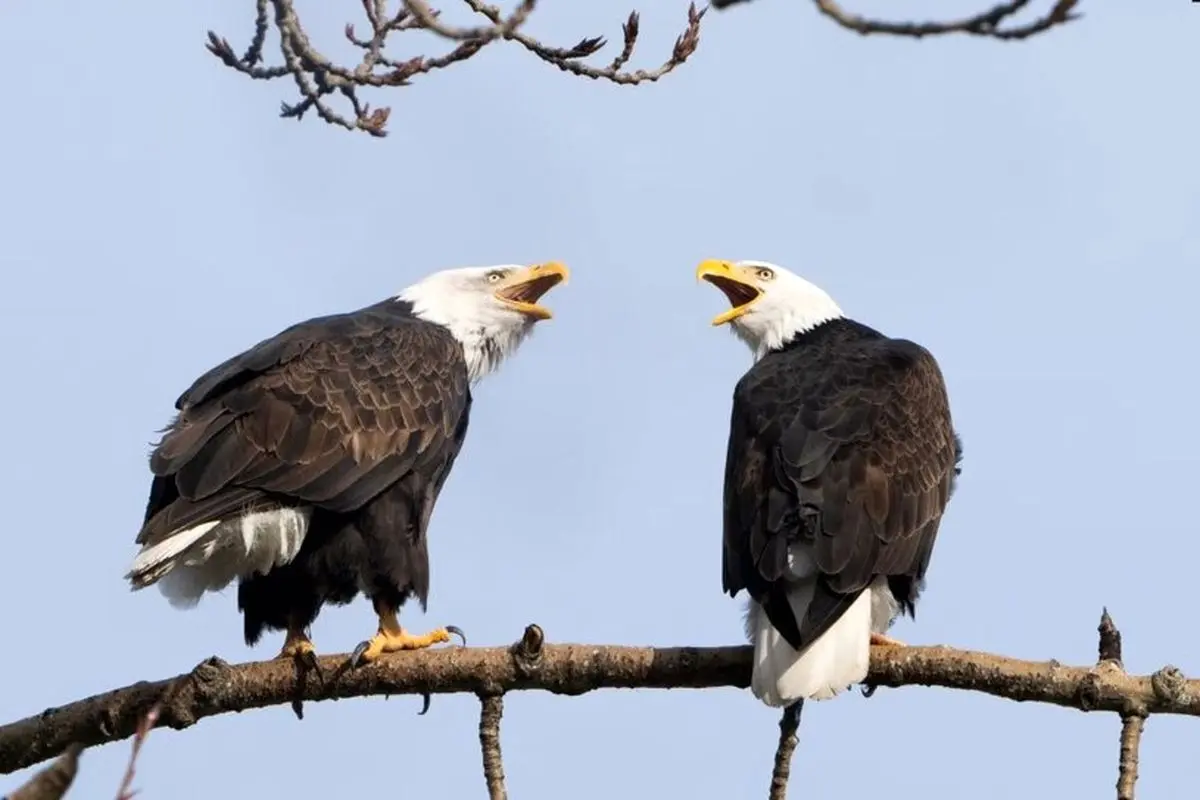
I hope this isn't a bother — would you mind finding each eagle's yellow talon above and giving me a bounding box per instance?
[277,630,317,660]
[350,599,465,667]
[356,627,453,663]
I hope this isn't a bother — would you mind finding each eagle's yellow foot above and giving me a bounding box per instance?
[350,621,466,668]
[277,629,323,679]
[278,635,316,660]
[870,632,907,647]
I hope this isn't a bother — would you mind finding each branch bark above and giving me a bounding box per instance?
[4,745,80,800]
[1,620,1194,782]
[478,694,507,800]
[768,702,802,800]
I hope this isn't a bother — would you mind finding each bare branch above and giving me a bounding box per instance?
[463,1,706,86]
[1095,609,1144,800]
[711,0,1081,41]
[205,0,705,136]
[5,744,81,800]
[1,619,1196,779]
[1116,713,1145,800]
[767,702,801,800]
[478,694,508,800]
[113,697,166,800]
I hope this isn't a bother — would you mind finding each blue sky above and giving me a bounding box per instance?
[1,1,1196,797]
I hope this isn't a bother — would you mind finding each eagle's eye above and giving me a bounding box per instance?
[756,268,775,281]
[486,270,507,283]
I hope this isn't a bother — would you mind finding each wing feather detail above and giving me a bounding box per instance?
[137,304,471,549]
[722,323,960,650]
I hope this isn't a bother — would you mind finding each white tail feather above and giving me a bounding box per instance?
[126,508,311,608]
[126,520,221,585]
[749,586,873,706]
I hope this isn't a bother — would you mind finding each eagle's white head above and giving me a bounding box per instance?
[398,262,569,383]
[695,259,843,360]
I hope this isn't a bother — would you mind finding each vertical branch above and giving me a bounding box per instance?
[1098,608,1122,665]
[114,679,182,800]
[1096,609,1146,800]
[768,701,803,800]
[1115,714,1145,800]
[114,705,161,800]
[478,693,508,800]
[6,744,81,800]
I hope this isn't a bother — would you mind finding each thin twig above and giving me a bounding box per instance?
[1,618,1196,777]
[113,707,158,800]
[478,694,508,800]
[767,701,802,800]
[712,0,1080,41]
[401,0,534,41]
[464,1,705,85]
[204,0,705,136]
[114,680,182,800]
[1115,713,1145,800]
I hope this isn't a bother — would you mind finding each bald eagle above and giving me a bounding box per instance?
[126,262,568,666]
[697,259,962,707]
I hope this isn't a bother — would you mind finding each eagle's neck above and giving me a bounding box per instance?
[735,305,844,362]
[455,324,533,384]
[393,288,533,385]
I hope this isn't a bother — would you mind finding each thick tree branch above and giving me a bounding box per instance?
[2,618,1196,786]
[711,0,1081,41]
[205,0,704,136]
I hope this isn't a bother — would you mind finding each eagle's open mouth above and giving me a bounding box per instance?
[495,262,569,320]
[696,259,762,326]
[703,274,761,310]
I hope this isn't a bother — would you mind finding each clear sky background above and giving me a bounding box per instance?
[1,1,1196,798]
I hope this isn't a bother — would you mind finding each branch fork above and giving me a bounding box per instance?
[204,0,705,136]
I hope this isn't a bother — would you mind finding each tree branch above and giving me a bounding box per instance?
[767,702,801,800]
[1115,714,1145,800]
[1094,608,1147,800]
[204,0,705,137]
[711,0,1081,41]
[2,616,1196,798]
[478,694,507,800]
[3,744,80,800]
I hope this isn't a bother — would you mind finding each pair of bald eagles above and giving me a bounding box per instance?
[128,259,962,708]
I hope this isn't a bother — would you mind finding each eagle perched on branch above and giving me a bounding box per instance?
[126,262,568,667]
[697,259,962,707]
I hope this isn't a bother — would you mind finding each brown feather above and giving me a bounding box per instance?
[722,317,962,650]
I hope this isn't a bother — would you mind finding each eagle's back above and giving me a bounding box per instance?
[137,299,472,548]
[723,317,961,649]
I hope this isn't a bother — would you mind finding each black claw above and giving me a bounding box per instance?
[350,640,371,668]
[860,683,878,699]
[418,692,432,716]
[299,650,325,685]
[446,625,467,646]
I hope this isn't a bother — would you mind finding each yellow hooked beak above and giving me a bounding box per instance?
[695,259,762,326]
[494,261,570,320]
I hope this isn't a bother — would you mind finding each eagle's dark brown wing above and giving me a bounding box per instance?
[722,329,959,650]
[136,304,471,548]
